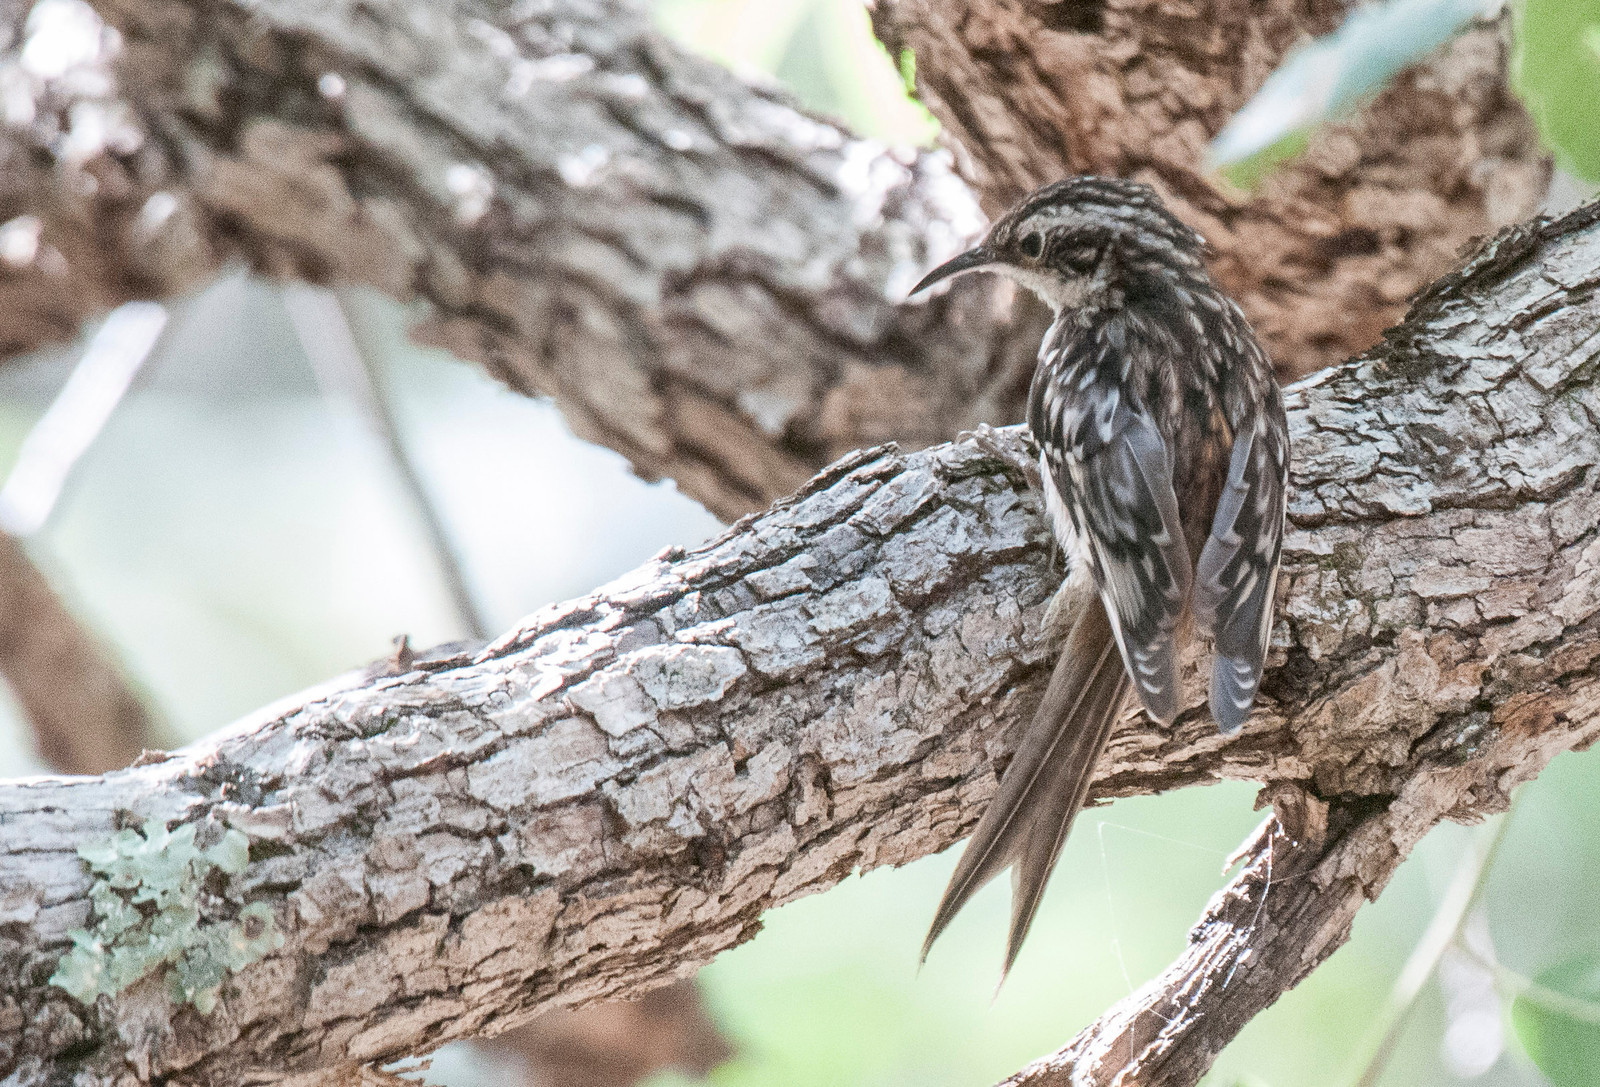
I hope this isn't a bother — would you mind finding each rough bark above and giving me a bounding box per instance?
[871,1,1552,380]
[0,530,156,775]
[0,0,1036,521]
[3,201,1598,1087]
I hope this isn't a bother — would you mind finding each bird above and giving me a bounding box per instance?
[910,176,1289,978]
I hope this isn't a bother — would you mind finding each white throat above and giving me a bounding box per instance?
[993,264,1101,314]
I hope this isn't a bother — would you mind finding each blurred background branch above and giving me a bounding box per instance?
[0,0,1015,522]
[0,301,165,537]
[0,0,1554,521]
[0,302,167,774]
[0,526,154,772]
[1352,804,1517,1087]
[281,284,489,642]
[482,981,733,1087]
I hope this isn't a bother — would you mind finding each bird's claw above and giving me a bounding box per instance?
[960,423,1042,492]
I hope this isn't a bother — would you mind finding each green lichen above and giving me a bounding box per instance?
[1327,541,1365,580]
[49,819,283,1014]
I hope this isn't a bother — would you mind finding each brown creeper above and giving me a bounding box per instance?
[911,177,1289,975]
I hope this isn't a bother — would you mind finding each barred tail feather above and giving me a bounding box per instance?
[921,597,1130,976]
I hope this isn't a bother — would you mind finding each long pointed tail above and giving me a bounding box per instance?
[921,595,1130,977]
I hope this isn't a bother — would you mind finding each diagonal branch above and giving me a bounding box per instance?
[2,200,1598,1086]
[0,300,169,774]
[0,0,1031,521]
[0,528,157,774]
[281,284,490,642]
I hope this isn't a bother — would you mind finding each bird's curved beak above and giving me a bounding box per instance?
[910,245,997,296]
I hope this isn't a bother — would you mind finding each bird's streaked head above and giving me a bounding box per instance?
[910,177,1209,312]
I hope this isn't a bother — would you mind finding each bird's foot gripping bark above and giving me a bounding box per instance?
[960,423,1043,493]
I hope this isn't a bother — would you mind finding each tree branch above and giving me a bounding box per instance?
[3,200,1598,1086]
[0,300,166,775]
[0,0,1040,521]
[0,529,156,775]
[482,979,732,1087]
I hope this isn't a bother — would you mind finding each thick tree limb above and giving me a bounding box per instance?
[0,0,1035,520]
[872,1,1551,379]
[2,201,1598,1086]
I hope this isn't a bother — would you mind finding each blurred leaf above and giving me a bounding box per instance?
[1210,0,1486,172]
[1218,130,1312,193]
[1510,952,1600,1085]
[1513,0,1600,183]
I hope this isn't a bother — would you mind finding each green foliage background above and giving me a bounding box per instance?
[1514,0,1600,183]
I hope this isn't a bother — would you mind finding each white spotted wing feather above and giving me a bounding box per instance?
[1191,420,1288,732]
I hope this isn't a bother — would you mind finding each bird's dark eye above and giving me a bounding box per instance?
[1018,232,1044,260]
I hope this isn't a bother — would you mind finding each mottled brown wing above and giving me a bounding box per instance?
[1191,419,1288,733]
[1039,387,1192,726]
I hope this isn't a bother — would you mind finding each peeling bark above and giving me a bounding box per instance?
[871,1,1551,380]
[3,201,1598,1087]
